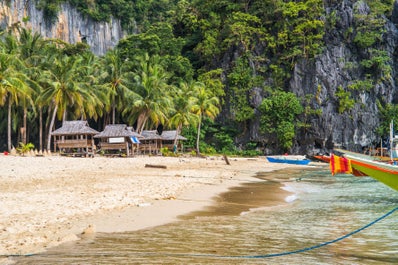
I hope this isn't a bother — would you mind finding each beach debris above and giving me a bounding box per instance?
[145,164,167,169]
[223,154,231,165]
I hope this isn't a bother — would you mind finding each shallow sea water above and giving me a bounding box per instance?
[15,167,398,264]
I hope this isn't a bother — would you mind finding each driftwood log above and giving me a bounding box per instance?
[145,164,167,169]
[223,154,230,165]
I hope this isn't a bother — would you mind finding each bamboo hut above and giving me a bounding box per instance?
[94,124,142,156]
[161,130,187,152]
[51,120,99,156]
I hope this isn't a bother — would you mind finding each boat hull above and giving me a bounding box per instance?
[313,155,331,163]
[346,156,398,192]
[266,156,311,165]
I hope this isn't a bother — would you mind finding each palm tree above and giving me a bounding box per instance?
[124,54,173,133]
[75,52,108,121]
[168,81,199,148]
[0,52,31,151]
[191,83,220,155]
[15,28,44,145]
[40,54,91,150]
[100,49,132,124]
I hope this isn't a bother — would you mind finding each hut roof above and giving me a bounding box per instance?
[161,130,187,140]
[141,130,162,140]
[94,124,142,138]
[51,121,99,136]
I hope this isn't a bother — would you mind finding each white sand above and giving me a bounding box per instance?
[0,154,306,259]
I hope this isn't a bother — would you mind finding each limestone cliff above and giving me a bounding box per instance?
[233,0,398,154]
[289,0,398,154]
[0,0,124,55]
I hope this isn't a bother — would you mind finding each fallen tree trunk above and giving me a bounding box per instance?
[145,164,167,169]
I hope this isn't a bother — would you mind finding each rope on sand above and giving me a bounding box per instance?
[4,206,398,260]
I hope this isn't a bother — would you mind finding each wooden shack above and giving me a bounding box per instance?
[94,124,142,156]
[140,130,162,154]
[51,120,99,156]
[161,130,187,152]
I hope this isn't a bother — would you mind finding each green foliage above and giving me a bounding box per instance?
[360,49,392,78]
[376,101,398,137]
[365,0,395,16]
[197,69,225,100]
[223,12,266,52]
[236,141,262,157]
[353,5,386,49]
[117,22,193,83]
[16,142,34,156]
[160,147,173,156]
[227,56,259,122]
[279,0,325,58]
[298,94,322,130]
[259,91,303,151]
[335,86,355,114]
[347,79,374,92]
[214,131,236,154]
[36,0,63,25]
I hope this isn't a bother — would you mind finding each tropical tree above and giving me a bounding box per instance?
[15,28,45,145]
[40,54,92,150]
[99,49,132,124]
[191,82,220,155]
[75,52,108,121]
[169,81,199,148]
[0,52,31,151]
[259,90,303,152]
[124,54,173,133]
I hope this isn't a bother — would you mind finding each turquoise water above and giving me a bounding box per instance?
[15,167,398,264]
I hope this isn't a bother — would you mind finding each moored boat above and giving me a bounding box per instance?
[330,150,398,192]
[312,154,331,163]
[266,155,311,165]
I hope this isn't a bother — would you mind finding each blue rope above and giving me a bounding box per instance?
[4,206,398,260]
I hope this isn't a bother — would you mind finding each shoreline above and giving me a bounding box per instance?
[0,154,314,261]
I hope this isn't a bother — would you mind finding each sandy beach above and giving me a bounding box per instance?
[0,154,308,262]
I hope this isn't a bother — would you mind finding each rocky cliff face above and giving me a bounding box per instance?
[0,0,123,55]
[286,0,398,154]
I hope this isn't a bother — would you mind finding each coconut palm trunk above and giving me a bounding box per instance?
[196,113,202,155]
[23,107,27,144]
[39,108,43,150]
[47,105,58,151]
[7,100,12,152]
[173,124,182,148]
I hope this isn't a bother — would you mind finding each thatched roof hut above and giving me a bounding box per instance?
[141,130,162,140]
[94,124,141,139]
[51,120,99,136]
[160,130,187,152]
[94,124,142,156]
[161,130,187,141]
[51,121,99,156]
[138,130,162,154]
